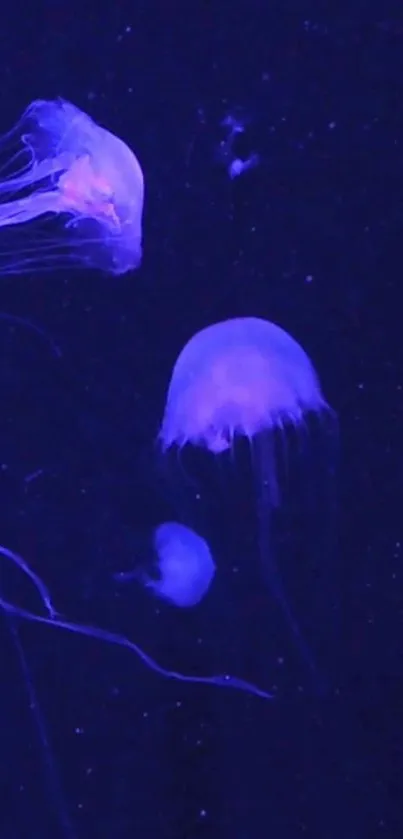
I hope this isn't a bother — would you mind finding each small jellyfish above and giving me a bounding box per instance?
[159,317,335,688]
[145,522,216,607]
[217,111,259,179]
[0,98,144,275]
[114,522,216,607]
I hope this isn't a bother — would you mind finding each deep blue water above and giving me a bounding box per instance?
[0,4,401,838]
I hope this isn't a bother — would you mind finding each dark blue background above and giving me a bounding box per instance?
[0,3,401,838]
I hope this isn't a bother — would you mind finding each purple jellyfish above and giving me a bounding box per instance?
[0,98,144,275]
[159,317,334,688]
[149,522,216,607]
[116,522,216,607]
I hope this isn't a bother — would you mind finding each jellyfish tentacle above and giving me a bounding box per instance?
[0,193,61,227]
[0,546,273,701]
[0,98,144,275]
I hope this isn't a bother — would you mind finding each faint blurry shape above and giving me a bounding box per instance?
[217,111,259,179]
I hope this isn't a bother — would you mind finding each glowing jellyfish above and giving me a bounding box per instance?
[148,522,216,606]
[159,317,334,687]
[116,522,216,607]
[0,98,144,275]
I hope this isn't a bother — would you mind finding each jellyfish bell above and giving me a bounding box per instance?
[145,521,216,607]
[115,522,216,608]
[159,317,329,456]
[0,98,144,276]
[159,317,337,690]
[159,315,332,517]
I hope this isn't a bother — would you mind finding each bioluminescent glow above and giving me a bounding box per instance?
[148,522,216,607]
[160,317,335,688]
[0,98,144,275]
[116,522,216,607]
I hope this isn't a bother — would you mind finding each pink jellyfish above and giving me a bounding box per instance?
[0,98,144,275]
[159,317,334,688]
